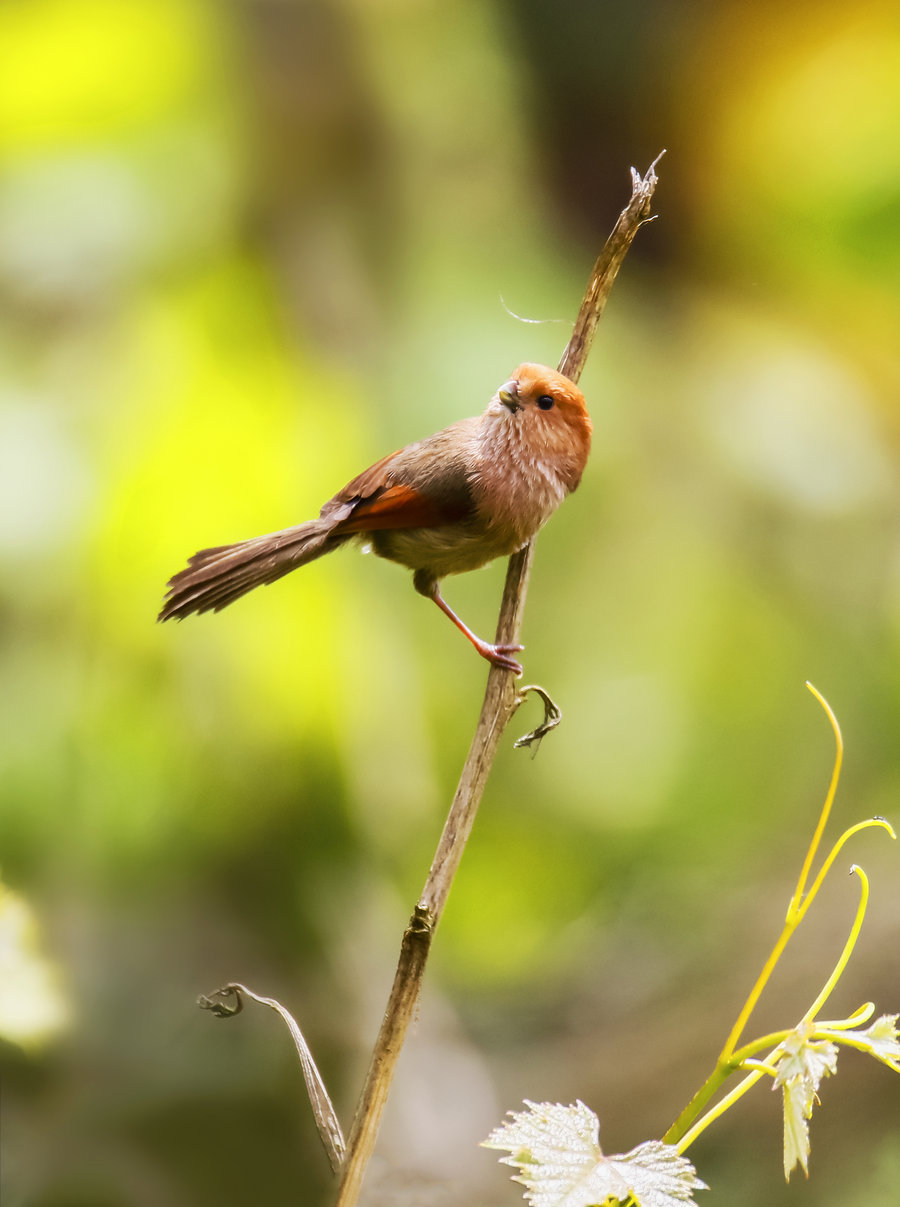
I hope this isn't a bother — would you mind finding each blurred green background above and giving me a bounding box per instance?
[2,1,899,1204]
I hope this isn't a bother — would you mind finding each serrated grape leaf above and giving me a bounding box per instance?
[781,1075,815,1181]
[864,1014,900,1069]
[773,1024,838,1179]
[773,1026,838,1092]
[483,1100,706,1207]
[824,1013,900,1073]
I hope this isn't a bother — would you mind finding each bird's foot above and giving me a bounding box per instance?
[480,642,524,676]
[422,582,524,675]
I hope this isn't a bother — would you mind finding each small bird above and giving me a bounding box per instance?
[159,363,591,673]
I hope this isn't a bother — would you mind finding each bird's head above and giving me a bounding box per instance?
[490,363,592,489]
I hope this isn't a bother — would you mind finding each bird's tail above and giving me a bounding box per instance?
[158,519,348,621]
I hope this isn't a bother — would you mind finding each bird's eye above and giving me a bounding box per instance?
[537,394,555,410]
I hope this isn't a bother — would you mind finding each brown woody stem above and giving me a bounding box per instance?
[333,153,663,1207]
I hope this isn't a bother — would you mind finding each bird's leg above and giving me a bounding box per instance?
[414,573,524,675]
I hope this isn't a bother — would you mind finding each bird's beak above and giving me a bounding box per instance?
[497,380,521,412]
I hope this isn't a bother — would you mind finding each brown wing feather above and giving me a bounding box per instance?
[332,449,405,504]
[323,440,473,534]
[335,483,465,534]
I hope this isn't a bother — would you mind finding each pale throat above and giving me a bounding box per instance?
[473,413,571,541]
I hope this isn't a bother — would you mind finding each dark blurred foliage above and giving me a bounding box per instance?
[1,1,899,1204]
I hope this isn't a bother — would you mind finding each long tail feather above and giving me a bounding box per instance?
[158,520,347,621]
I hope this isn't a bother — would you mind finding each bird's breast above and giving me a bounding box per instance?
[471,423,570,549]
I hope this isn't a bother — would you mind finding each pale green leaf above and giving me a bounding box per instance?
[483,1100,706,1207]
[865,1014,900,1068]
[773,1026,838,1091]
[822,1013,900,1072]
[781,1076,814,1180]
[773,1024,838,1179]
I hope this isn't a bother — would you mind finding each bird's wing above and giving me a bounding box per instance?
[322,443,474,534]
[334,483,464,533]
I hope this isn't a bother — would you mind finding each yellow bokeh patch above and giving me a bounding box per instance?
[0,0,219,150]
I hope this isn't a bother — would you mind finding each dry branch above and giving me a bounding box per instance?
[332,153,662,1207]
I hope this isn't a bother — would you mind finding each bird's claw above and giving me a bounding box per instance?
[485,643,524,676]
